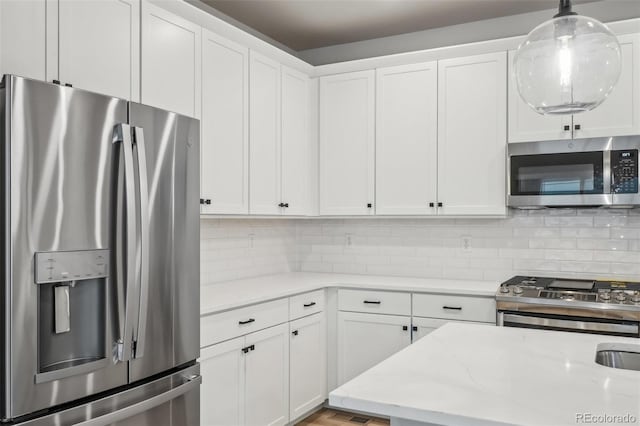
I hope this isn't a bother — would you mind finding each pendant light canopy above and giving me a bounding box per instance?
[513,0,621,115]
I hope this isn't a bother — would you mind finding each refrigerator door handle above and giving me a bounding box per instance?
[113,123,138,362]
[74,374,202,426]
[132,126,150,359]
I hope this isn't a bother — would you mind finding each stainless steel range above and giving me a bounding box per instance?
[496,276,640,337]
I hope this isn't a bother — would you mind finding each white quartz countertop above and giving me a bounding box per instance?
[200,272,498,315]
[330,322,640,426]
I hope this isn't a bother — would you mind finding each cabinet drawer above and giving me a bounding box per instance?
[289,290,325,320]
[201,298,289,347]
[413,293,496,323]
[338,289,411,315]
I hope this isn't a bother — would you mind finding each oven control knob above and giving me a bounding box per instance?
[615,292,627,302]
[599,291,611,301]
[513,286,524,295]
[631,291,640,303]
[500,286,510,293]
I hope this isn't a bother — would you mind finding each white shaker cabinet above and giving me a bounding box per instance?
[200,337,245,426]
[375,62,438,215]
[57,0,140,100]
[574,33,640,139]
[201,30,249,214]
[281,66,311,216]
[289,313,326,420]
[319,71,375,216]
[249,52,282,215]
[141,0,200,118]
[0,0,47,81]
[244,323,290,426]
[337,312,411,386]
[437,52,507,216]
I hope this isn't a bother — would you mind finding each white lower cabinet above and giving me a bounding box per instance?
[337,312,411,386]
[200,337,244,426]
[290,313,326,420]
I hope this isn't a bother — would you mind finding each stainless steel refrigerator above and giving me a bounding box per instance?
[0,75,200,425]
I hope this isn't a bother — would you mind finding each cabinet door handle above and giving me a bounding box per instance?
[363,300,381,304]
[429,202,435,207]
[292,330,299,336]
[402,326,408,331]
[278,202,285,207]
[563,125,571,131]
[303,302,316,308]
[574,124,581,130]
[367,203,373,208]
[412,326,418,332]
[200,198,205,205]
[437,202,443,207]
[284,203,289,208]
[238,318,255,325]
[205,199,211,205]
[442,306,462,311]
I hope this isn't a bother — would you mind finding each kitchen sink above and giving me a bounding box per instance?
[595,343,640,372]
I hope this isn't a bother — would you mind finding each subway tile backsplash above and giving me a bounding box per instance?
[200,209,640,286]
[296,209,640,282]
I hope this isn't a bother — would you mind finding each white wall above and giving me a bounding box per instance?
[299,1,640,65]
[200,219,298,284]
[297,209,640,282]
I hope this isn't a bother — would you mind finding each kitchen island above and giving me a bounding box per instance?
[329,323,640,426]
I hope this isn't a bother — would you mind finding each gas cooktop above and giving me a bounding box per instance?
[497,276,640,305]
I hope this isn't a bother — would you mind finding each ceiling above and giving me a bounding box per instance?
[200,0,595,51]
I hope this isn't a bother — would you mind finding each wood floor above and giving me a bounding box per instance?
[296,408,390,426]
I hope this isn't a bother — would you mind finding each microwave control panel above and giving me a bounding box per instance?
[611,149,638,194]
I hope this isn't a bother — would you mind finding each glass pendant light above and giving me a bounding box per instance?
[513,0,621,115]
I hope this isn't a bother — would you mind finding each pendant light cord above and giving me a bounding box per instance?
[554,0,578,18]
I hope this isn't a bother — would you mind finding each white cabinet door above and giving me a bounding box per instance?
[201,30,249,214]
[200,338,245,426]
[281,65,311,216]
[437,52,507,216]
[507,50,572,143]
[249,51,281,215]
[337,312,411,386]
[575,33,640,139]
[411,318,490,342]
[319,71,375,216]
[290,313,326,421]
[375,62,438,215]
[245,323,289,426]
[0,0,47,80]
[141,0,200,118]
[58,0,139,100]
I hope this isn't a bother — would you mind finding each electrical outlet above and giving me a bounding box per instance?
[345,233,353,247]
[461,235,472,253]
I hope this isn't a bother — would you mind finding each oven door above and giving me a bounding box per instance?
[498,312,640,338]
[507,138,612,207]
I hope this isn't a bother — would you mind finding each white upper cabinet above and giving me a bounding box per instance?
[281,66,311,216]
[375,62,438,215]
[437,52,507,216]
[0,0,47,81]
[319,70,375,216]
[249,51,282,215]
[507,50,572,143]
[574,33,640,139]
[509,33,640,142]
[201,30,249,214]
[141,0,200,118]
[57,0,139,100]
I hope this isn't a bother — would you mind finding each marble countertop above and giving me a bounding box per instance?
[330,322,640,426]
[200,272,499,315]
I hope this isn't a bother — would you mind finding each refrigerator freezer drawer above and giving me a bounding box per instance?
[19,364,200,426]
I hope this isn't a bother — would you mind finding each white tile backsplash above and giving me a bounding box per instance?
[296,209,640,282]
[200,209,640,286]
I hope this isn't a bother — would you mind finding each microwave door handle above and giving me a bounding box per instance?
[113,123,138,362]
[132,126,150,359]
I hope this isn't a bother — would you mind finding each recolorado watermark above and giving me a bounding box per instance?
[576,413,638,424]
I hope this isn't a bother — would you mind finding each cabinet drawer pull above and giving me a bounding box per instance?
[442,306,462,311]
[303,302,316,308]
[292,330,299,336]
[241,344,255,353]
[238,318,255,325]
[363,300,381,305]
[412,326,418,332]
[402,326,408,331]
[564,125,571,131]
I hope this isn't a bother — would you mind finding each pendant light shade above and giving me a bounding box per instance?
[513,0,621,115]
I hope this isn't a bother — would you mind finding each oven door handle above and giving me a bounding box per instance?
[502,313,639,335]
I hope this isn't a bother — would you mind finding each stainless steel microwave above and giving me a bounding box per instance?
[507,136,640,208]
